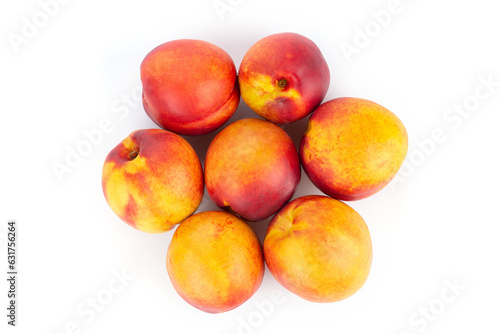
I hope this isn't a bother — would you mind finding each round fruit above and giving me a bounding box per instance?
[300,97,408,200]
[167,211,265,313]
[239,32,330,124]
[204,118,301,221]
[264,195,372,303]
[141,39,239,135]
[102,129,203,233]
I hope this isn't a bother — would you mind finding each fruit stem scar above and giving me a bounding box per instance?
[128,150,139,160]
[277,79,287,88]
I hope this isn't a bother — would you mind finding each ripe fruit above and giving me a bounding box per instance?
[141,39,239,135]
[102,129,204,233]
[101,33,411,312]
[300,97,408,200]
[263,195,372,303]
[204,118,301,221]
[239,32,330,124]
[167,211,265,313]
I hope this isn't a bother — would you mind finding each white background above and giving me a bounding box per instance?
[1,0,500,333]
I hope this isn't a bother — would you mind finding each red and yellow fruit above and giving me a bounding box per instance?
[102,129,204,233]
[239,32,330,124]
[141,39,239,135]
[167,211,265,313]
[300,97,408,200]
[264,195,372,303]
[204,118,301,221]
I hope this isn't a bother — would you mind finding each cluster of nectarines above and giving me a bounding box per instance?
[102,32,408,313]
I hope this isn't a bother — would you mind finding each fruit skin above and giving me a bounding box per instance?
[263,195,372,303]
[167,211,265,313]
[300,97,408,201]
[102,129,204,233]
[141,39,240,136]
[238,32,330,124]
[204,118,301,221]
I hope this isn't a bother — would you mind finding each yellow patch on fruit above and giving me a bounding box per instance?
[103,155,189,233]
[241,73,302,113]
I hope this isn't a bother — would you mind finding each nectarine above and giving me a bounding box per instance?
[264,195,372,303]
[167,211,264,313]
[102,129,204,233]
[141,39,239,135]
[239,32,330,124]
[204,118,301,221]
[300,97,408,200]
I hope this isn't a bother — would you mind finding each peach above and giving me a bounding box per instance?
[167,211,265,313]
[263,195,372,303]
[141,39,239,135]
[300,97,408,200]
[204,118,301,221]
[238,32,330,124]
[102,129,204,233]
